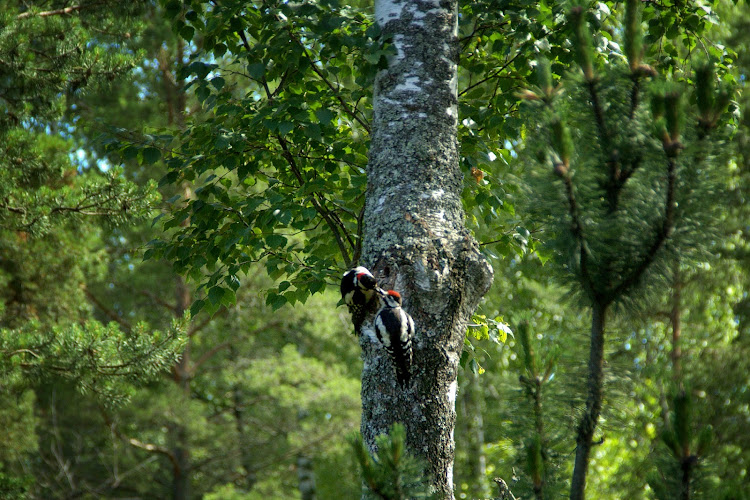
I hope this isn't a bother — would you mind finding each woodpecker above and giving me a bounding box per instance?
[374,290,415,387]
[340,266,380,335]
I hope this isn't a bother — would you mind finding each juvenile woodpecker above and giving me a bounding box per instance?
[340,266,379,335]
[374,290,415,387]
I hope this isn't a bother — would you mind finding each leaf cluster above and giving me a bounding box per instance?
[140,0,388,314]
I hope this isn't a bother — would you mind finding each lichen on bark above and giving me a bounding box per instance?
[360,1,493,497]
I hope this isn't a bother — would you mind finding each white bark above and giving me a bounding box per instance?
[361,0,493,497]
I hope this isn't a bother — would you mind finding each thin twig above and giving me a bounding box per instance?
[17,3,94,19]
[288,29,371,133]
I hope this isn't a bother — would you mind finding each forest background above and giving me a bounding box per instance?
[0,0,748,499]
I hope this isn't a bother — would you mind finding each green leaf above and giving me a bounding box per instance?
[266,292,287,311]
[265,234,288,249]
[180,25,195,41]
[278,122,294,135]
[315,108,335,124]
[309,280,326,294]
[248,62,266,79]
[190,299,205,317]
[211,76,225,90]
[142,147,162,164]
[208,286,224,305]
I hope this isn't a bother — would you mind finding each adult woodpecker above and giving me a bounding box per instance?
[374,289,415,387]
[340,266,380,335]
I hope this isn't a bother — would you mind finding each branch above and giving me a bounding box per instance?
[493,477,518,500]
[276,133,353,266]
[16,3,93,19]
[83,286,132,332]
[560,171,596,300]
[100,409,181,474]
[251,425,357,472]
[0,203,26,215]
[139,289,177,314]
[629,74,642,120]
[189,341,231,375]
[187,306,229,337]
[290,30,371,133]
[126,437,179,468]
[585,82,618,210]
[459,52,522,97]
[226,10,355,267]
[353,203,365,265]
[611,156,676,299]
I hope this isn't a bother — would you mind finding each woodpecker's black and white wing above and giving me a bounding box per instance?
[374,293,414,387]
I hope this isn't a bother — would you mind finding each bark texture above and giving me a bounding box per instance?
[361,1,493,497]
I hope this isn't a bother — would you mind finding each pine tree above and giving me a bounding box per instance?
[0,3,184,495]
[351,423,433,500]
[518,1,734,497]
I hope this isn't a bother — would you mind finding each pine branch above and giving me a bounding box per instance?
[16,3,102,20]
[559,171,596,301]
[611,156,676,299]
[584,80,623,213]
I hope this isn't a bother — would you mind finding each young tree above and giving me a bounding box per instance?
[0,2,185,495]
[518,1,735,497]
[0,1,182,400]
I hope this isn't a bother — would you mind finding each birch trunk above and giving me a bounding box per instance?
[361,1,493,497]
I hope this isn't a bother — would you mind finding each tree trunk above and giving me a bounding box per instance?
[171,275,191,500]
[463,369,489,498]
[569,301,608,500]
[361,1,493,497]
[165,41,191,500]
[229,345,258,491]
[297,454,316,500]
[680,457,693,500]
